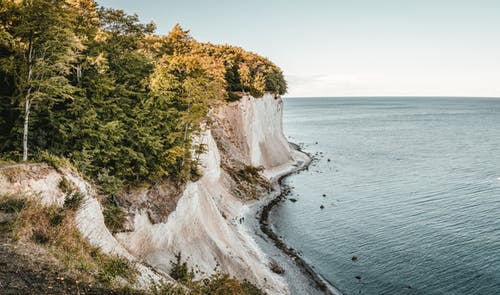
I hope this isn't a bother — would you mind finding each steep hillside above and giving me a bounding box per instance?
[0,94,310,294]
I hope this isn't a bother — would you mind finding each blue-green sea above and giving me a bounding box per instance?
[273,97,500,294]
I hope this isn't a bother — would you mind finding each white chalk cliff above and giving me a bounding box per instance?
[0,93,307,294]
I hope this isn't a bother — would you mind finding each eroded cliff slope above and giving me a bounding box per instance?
[0,94,306,294]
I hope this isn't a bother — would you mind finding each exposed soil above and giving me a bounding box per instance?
[118,179,186,225]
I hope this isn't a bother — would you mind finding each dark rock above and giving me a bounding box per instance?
[289,198,297,203]
[355,275,362,280]
[269,260,285,274]
[352,255,358,261]
[320,205,324,209]
[322,194,326,197]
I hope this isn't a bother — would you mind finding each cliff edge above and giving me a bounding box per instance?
[0,93,308,294]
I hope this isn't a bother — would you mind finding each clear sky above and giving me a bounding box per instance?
[97,0,500,97]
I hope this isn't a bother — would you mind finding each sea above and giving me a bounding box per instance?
[272,97,500,295]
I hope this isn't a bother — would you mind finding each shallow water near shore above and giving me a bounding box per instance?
[273,97,500,294]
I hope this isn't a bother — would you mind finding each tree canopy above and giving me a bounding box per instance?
[0,0,287,191]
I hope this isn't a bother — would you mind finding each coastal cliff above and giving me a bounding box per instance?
[0,93,308,294]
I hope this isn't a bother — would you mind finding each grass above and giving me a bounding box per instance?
[1,166,24,183]
[36,151,73,170]
[1,193,137,288]
[157,253,266,295]
[98,255,136,285]
[58,176,74,194]
[0,194,26,213]
[63,191,85,210]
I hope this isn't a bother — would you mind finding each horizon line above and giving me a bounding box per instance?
[283,95,500,99]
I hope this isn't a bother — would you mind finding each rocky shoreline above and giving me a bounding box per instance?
[258,144,341,295]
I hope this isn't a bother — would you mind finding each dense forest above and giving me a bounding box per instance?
[0,0,287,192]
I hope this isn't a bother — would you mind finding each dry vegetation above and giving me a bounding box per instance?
[0,193,137,289]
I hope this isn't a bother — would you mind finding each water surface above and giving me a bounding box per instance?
[273,97,500,294]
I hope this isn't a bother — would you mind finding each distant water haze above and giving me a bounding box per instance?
[273,97,500,294]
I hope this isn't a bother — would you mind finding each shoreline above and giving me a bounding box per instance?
[248,144,342,295]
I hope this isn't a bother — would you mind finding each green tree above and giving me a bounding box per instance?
[4,0,82,161]
[0,2,287,192]
[148,50,225,178]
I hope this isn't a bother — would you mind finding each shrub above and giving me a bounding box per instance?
[103,203,126,233]
[97,169,124,196]
[32,230,50,244]
[236,165,264,183]
[98,255,137,285]
[37,151,72,170]
[0,195,26,213]
[169,252,194,283]
[164,253,266,295]
[63,191,85,211]
[58,177,74,194]
[48,207,66,226]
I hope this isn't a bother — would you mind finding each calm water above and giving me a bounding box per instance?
[273,97,500,295]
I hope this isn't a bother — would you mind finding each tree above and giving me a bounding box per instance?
[0,2,287,191]
[6,0,81,161]
[148,50,225,178]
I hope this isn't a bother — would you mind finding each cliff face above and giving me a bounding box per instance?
[213,94,293,169]
[0,163,168,288]
[116,93,299,294]
[0,93,305,294]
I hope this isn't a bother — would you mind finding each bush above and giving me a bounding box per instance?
[164,252,266,295]
[48,207,66,226]
[103,203,126,233]
[58,177,74,194]
[63,191,85,211]
[169,252,194,283]
[97,169,124,196]
[98,255,136,285]
[32,230,50,244]
[0,195,26,213]
[37,151,72,170]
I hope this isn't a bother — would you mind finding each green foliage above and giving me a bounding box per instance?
[0,1,286,194]
[163,253,266,295]
[63,191,85,210]
[48,207,66,226]
[58,177,73,194]
[103,202,126,233]
[169,252,194,283]
[37,151,72,170]
[96,168,124,196]
[9,195,137,287]
[0,195,26,213]
[238,165,263,178]
[98,255,136,285]
[200,43,287,99]
[194,273,266,295]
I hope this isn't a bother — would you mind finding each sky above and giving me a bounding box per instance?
[97,0,500,97]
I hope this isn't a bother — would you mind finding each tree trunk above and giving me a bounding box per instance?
[22,97,31,161]
[22,35,34,161]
